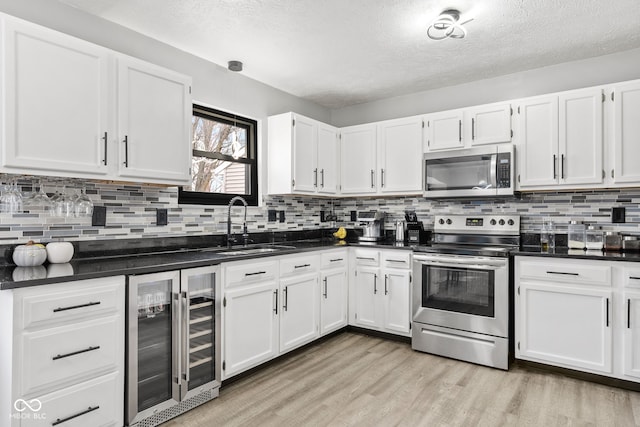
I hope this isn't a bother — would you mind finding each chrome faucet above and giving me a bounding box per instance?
[227,196,249,248]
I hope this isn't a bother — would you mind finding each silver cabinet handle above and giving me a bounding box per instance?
[320,169,325,188]
[181,291,189,384]
[553,155,557,179]
[330,258,344,262]
[52,345,100,361]
[245,271,266,276]
[314,168,318,187]
[373,274,377,294]
[606,298,610,327]
[123,135,129,167]
[273,290,278,315]
[561,154,565,179]
[356,257,376,261]
[53,301,100,312]
[370,170,375,188]
[546,271,578,276]
[283,287,288,311]
[294,264,310,269]
[471,118,475,140]
[323,277,328,299]
[384,274,388,295]
[458,120,462,142]
[628,298,632,329]
[387,259,406,264]
[51,405,100,426]
[381,169,385,187]
[102,132,108,165]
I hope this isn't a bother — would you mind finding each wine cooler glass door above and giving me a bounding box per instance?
[181,266,220,400]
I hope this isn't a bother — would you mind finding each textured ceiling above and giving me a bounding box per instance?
[57,0,640,108]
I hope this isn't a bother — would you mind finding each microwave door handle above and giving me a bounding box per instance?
[490,153,498,189]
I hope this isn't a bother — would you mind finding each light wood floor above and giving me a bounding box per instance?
[165,332,640,427]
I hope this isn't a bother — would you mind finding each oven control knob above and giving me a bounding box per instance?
[508,219,515,226]
[438,218,445,225]
[446,219,452,225]
[499,219,505,226]
[490,219,497,226]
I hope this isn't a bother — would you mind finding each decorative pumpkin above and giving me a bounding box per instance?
[47,263,74,278]
[13,241,47,267]
[46,241,74,264]
[12,266,47,281]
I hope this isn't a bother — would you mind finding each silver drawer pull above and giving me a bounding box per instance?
[52,345,100,361]
[629,276,640,280]
[329,258,344,262]
[546,271,579,276]
[294,264,311,269]
[53,301,101,313]
[245,271,266,276]
[356,257,376,261]
[387,259,406,263]
[52,406,100,426]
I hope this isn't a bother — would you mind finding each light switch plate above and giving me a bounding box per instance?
[156,208,168,226]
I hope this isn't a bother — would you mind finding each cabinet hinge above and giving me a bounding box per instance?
[292,118,295,126]
[222,361,226,370]
[612,169,615,179]
[427,140,430,147]
[517,106,520,114]
[517,286,520,295]
[611,92,615,102]
[517,174,520,183]
[223,296,227,307]
[409,322,412,330]
[292,179,296,187]
[354,270,357,277]
[602,92,605,103]
[510,129,513,138]
[355,313,357,319]
[422,120,425,128]
[427,121,430,128]
[189,86,192,94]
[409,273,412,283]
[510,107,513,116]
[189,167,192,176]
[517,342,520,351]
[602,170,606,179]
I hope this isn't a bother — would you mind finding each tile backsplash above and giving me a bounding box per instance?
[0,177,639,244]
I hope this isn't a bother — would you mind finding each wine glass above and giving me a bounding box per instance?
[74,184,93,217]
[0,178,23,213]
[23,179,52,212]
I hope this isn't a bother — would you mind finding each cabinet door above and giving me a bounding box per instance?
[383,269,411,335]
[378,117,423,194]
[279,273,319,353]
[340,124,377,194]
[117,56,191,185]
[623,291,640,379]
[223,281,278,378]
[320,268,348,335]
[2,16,109,176]
[352,266,380,328]
[317,123,339,194]
[515,96,559,188]
[292,115,318,193]
[517,282,612,374]
[424,110,464,151]
[612,81,640,184]
[559,88,603,185]
[467,103,512,146]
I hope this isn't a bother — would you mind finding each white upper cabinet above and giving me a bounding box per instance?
[267,112,339,195]
[515,87,603,190]
[558,87,603,186]
[466,103,512,146]
[611,80,640,184]
[515,95,559,188]
[424,109,464,151]
[1,14,110,177]
[340,123,377,194]
[116,56,192,185]
[377,116,423,194]
[0,13,193,185]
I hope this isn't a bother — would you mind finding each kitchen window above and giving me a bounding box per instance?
[179,105,258,206]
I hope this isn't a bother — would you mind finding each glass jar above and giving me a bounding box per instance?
[568,221,586,250]
[623,236,640,252]
[604,232,622,252]
[540,219,555,252]
[585,226,603,250]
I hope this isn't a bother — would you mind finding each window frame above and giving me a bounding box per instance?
[178,104,259,206]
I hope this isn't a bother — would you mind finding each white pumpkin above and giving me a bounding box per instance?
[13,241,47,267]
[46,241,74,264]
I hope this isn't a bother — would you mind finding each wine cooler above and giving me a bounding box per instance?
[126,266,221,426]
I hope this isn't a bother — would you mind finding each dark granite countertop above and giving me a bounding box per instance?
[0,234,414,290]
[515,246,640,262]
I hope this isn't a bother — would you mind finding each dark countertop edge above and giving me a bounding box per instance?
[513,248,640,262]
[0,241,414,290]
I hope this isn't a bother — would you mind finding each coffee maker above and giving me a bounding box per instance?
[405,210,430,244]
[357,211,385,242]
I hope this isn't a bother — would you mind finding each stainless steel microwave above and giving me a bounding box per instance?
[423,144,515,198]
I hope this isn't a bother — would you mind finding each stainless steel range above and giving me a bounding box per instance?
[412,214,520,370]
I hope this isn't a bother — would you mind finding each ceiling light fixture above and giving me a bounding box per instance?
[427,9,472,40]
[228,60,243,72]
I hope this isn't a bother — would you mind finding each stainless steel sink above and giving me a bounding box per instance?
[201,244,296,256]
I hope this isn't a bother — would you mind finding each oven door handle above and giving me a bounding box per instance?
[413,254,506,266]
[414,259,504,271]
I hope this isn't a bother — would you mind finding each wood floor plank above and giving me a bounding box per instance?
[163,332,640,427]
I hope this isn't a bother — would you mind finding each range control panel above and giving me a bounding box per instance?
[434,215,520,235]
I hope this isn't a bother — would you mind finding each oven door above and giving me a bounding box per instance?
[412,253,508,337]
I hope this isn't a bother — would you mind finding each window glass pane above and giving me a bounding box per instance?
[192,117,247,159]
[189,157,249,195]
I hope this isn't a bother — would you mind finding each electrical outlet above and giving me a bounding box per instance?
[612,207,626,223]
[320,211,326,222]
[91,206,106,227]
[268,210,277,222]
[350,211,357,221]
[156,208,168,226]
[279,210,285,223]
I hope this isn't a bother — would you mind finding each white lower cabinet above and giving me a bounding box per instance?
[279,272,319,353]
[0,276,125,427]
[515,256,640,383]
[319,250,348,335]
[350,249,412,337]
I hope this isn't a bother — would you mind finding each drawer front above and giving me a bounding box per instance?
[320,250,348,269]
[280,255,319,277]
[353,249,379,266]
[382,251,411,269]
[19,372,121,427]
[624,268,640,289]
[18,277,125,330]
[224,260,278,287]
[20,316,121,397]
[518,258,610,287]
